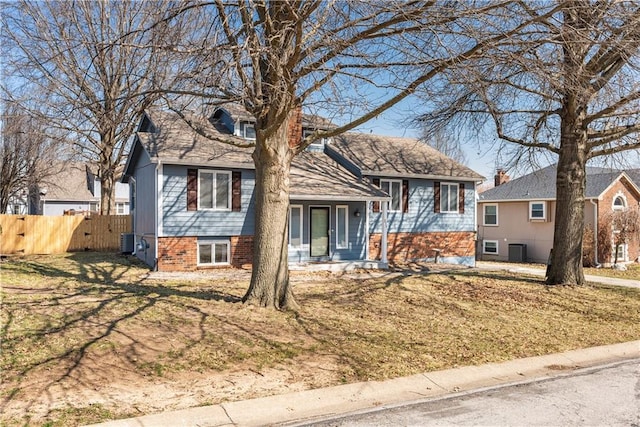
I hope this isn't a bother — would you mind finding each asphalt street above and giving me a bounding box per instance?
[300,359,640,427]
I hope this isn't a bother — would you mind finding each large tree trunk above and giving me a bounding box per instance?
[547,112,588,286]
[546,4,590,286]
[243,117,298,310]
[100,172,115,215]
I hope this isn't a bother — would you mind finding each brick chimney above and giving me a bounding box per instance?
[494,169,510,187]
[287,105,303,149]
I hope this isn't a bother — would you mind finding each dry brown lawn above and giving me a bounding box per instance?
[1,253,639,426]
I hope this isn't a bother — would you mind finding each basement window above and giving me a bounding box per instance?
[198,240,230,265]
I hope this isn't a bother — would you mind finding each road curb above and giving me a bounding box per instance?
[87,340,640,427]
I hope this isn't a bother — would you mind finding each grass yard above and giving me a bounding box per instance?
[585,262,640,280]
[1,253,639,426]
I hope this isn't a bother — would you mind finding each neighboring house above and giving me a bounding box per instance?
[122,105,484,271]
[5,193,29,215]
[29,163,130,216]
[477,165,640,265]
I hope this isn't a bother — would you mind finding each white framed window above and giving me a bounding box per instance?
[89,202,99,212]
[380,179,402,212]
[441,182,459,213]
[613,243,627,262]
[612,195,626,211]
[198,170,231,210]
[303,129,323,146]
[198,240,230,265]
[289,205,303,248]
[243,123,256,140]
[336,205,348,249]
[529,201,546,220]
[483,240,498,254]
[483,204,498,226]
[116,202,128,215]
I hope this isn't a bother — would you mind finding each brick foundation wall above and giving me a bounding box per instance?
[369,231,475,263]
[157,235,254,271]
[230,235,254,267]
[157,236,198,272]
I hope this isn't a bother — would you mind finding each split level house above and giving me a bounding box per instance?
[122,105,484,272]
[477,165,640,265]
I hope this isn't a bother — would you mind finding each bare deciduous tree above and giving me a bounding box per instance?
[155,1,541,309]
[420,129,468,165]
[419,1,640,285]
[0,102,64,213]
[2,0,177,214]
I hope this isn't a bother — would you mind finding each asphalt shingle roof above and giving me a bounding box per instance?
[41,163,95,202]
[327,133,484,181]
[135,109,389,201]
[479,164,640,201]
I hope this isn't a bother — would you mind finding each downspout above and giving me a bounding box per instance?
[589,199,598,265]
[474,181,479,266]
[365,200,370,262]
[129,177,137,256]
[154,161,161,270]
[381,201,388,266]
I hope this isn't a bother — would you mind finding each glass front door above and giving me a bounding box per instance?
[310,207,330,257]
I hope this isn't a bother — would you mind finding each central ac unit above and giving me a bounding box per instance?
[120,233,135,254]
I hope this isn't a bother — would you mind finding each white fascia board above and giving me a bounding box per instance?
[289,194,391,202]
[362,170,484,182]
[478,197,557,203]
[156,159,255,170]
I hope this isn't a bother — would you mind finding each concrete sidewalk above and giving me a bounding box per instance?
[476,261,640,288]
[89,341,640,427]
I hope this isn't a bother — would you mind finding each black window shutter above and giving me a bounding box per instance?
[372,178,380,212]
[402,179,409,213]
[187,169,198,211]
[232,171,241,212]
[434,181,441,213]
[458,183,465,213]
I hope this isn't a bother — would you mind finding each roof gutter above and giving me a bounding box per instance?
[361,170,484,182]
[289,194,390,202]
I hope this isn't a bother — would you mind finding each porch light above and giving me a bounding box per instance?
[354,209,361,217]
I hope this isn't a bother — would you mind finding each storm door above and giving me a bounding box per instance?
[310,207,330,257]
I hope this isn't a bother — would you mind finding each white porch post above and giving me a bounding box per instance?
[381,200,388,264]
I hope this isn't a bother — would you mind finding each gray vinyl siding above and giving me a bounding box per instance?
[369,179,475,233]
[324,144,362,178]
[162,164,256,236]
[41,201,96,216]
[288,200,367,263]
[131,151,157,268]
[217,111,235,132]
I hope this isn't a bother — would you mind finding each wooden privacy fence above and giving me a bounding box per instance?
[0,214,132,255]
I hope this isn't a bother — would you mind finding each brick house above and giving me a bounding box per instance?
[477,165,640,265]
[122,105,484,271]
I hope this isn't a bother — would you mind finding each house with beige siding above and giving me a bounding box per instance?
[477,165,640,265]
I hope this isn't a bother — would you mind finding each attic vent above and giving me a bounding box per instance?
[120,233,134,254]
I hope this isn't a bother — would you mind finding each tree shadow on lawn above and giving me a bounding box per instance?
[0,252,244,422]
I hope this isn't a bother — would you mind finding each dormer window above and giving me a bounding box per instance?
[304,129,323,146]
[613,195,626,211]
[303,129,325,153]
[243,123,256,140]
